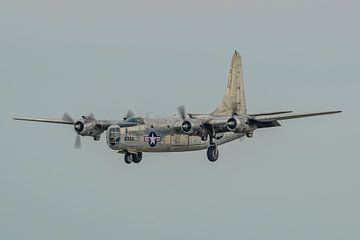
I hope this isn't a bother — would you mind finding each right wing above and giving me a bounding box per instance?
[13,117,74,125]
[13,116,138,129]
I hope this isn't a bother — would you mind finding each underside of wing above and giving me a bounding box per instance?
[249,111,293,117]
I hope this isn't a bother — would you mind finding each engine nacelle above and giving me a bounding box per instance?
[74,119,101,137]
[181,120,202,135]
[227,115,249,132]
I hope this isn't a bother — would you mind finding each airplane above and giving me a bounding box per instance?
[13,51,341,164]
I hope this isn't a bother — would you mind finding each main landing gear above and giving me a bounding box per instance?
[205,130,219,162]
[207,145,219,162]
[124,152,143,164]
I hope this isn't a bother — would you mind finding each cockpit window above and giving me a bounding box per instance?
[126,117,145,124]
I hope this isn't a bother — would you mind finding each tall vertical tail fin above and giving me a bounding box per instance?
[212,50,247,116]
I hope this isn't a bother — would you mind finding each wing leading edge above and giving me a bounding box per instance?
[13,117,137,129]
[251,110,342,122]
[13,117,74,125]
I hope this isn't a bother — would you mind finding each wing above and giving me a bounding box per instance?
[13,117,137,129]
[189,111,294,119]
[13,117,74,125]
[13,113,139,148]
[185,110,341,134]
[251,110,342,122]
[96,120,138,129]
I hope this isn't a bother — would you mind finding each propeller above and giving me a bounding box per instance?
[124,110,135,120]
[230,102,238,116]
[74,135,82,148]
[177,105,186,121]
[87,112,95,120]
[62,112,87,149]
[62,112,74,123]
[178,105,194,133]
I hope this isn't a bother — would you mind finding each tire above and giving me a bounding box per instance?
[132,153,143,164]
[124,153,132,164]
[207,146,219,162]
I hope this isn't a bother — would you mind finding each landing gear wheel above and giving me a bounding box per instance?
[246,132,254,138]
[207,145,219,162]
[132,153,143,164]
[124,153,133,164]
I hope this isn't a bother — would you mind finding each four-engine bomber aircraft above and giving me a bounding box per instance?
[14,51,341,164]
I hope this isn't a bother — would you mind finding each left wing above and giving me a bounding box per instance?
[189,111,294,119]
[251,110,342,122]
[184,110,341,135]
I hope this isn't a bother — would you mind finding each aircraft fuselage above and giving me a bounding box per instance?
[106,117,244,153]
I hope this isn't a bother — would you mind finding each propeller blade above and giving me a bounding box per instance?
[62,112,74,123]
[125,110,135,119]
[87,113,95,120]
[231,102,238,116]
[74,135,82,149]
[177,105,186,121]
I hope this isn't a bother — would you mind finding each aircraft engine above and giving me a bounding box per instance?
[226,115,249,132]
[74,119,101,137]
[181,120,202,135]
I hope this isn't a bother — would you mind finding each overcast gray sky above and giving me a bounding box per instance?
[1,0,359,239]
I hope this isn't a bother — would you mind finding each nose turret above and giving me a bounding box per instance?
[106,125,121,149]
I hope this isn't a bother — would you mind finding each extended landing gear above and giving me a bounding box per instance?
[133,152,142,164]
[124,152,142,164]
[124,153,133,164]
[246,132,254,138]
[207,145,219,162]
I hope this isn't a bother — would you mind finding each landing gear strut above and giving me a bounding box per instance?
[124,152,142,164]
[205,127,219,162]
[207,145,219,162]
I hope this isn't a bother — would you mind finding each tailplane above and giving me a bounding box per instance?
[212,50,247,116]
